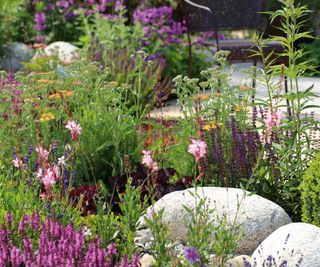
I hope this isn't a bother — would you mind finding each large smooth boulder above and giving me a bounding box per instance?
[0,43,34,72]
[44,41,79,63]
[135,187,291,255]
[252,223,320,267]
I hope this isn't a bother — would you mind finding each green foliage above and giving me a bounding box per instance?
[250,0,319,220]
[0,0,33,46]
[172,75,200,118]
[117,178,147,258]
[184,189,240,266]
[301,153,320,226]
[300,40,320,71]
[164,119,197,178]
[144,208,172,267]
[0,173,83,232]
[199,51,253,127]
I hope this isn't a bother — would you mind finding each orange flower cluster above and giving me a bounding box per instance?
[48,90,74,100]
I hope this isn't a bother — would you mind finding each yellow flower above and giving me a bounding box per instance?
[39,112,55,122]
[235,106,242,112]
[37,79,55,85]
[60,90,74,97]
[199,82,209,88]
[48,90,74,100]
[30,71,54,75]
[193,94,210,101]
[106,81,119,89]
[203,122,218,131]
[23,97,35,103]
[48,93,61,100]
[240,85,254,91]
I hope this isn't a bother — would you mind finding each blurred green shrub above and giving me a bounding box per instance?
[301,153,320,227]
[0,0,34,46]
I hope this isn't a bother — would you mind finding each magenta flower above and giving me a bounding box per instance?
[107,242,117,256]
[188,139,207,161]
[65,120,82,141]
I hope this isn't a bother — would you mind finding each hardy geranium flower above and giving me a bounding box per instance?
[65,120,82,141]
[188,139,207,161]
[185,247,200,264]
[142,150,158,172]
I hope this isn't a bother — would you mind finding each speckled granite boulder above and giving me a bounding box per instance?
[0,43,34,72]
[135,187,291,255]
[252,223,320,267]
[44,41,79,62]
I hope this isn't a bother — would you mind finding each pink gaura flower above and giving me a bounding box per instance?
[36,146,50,162]
[264,109,286,143]
[72,80,82,85]
[142,150,153,166]
[12,157,22,168]
[42,168,56,190]
[142,150,158,172]
[152,162,159,172]
[52,165,61,180]
[36,167,43,178]
[65,120,82,141]
[264,109,286,132]
[188,139,207,161]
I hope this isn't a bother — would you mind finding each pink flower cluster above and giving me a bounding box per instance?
[35,145,61,191]
[142,150,158,172]
[188,139,207,161]
[264,109,286,142]
[65,119,82,141]
[12,157,23,168]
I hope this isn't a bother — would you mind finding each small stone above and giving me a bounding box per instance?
[140,254,155,267]
[225,255,252,267]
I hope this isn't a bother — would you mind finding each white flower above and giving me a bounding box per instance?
[82,226,92,237]
[58,155,67,166]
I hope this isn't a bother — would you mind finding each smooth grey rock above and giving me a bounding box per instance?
[44,41,79,63]
[135,187,292,255]
[252,223,320,267]
[0,43,34,72]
